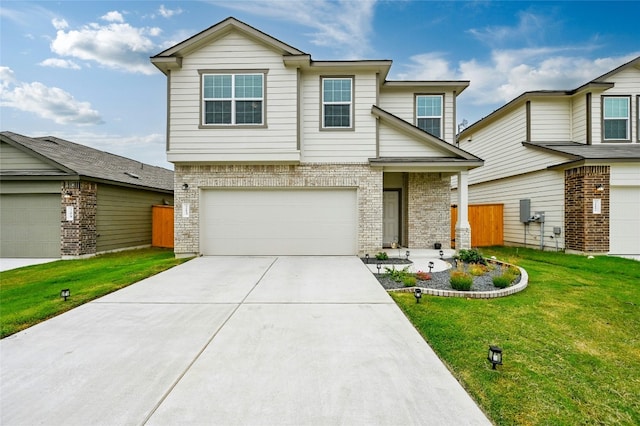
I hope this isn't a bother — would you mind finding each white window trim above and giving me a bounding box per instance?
[415,94,443,138]
[321,77,354,130]
[602,95,630,142]
[200,71,266,127]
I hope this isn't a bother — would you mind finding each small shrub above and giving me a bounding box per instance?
[402,276,417,287]
[415,271,432,281]
[375,252,389,261]
[384,266,411,283]
[492,275,512,288]
[507,265,521,276]
[469,264,488,276]
[450,271,473,291]
[456,248,487,265]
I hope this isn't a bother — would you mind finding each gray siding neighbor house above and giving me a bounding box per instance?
[0,131,174,258]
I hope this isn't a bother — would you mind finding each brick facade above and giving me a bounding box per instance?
[564,165,610,253]
[61,180,97,257]
[407,173,451,249]
[175,165,452,256]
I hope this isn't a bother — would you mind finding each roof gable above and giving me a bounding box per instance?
[0,132,173,192]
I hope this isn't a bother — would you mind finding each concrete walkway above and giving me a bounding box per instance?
[0,256,490,425]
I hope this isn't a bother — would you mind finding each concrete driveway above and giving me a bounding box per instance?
[0,256,490,425]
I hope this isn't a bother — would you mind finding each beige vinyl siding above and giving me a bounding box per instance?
[530,98,571,141]
[597,68,640,143]
[571,95,588,143]
[0,193,60,257]
[378,122,452,157]
[301,71,377,163]
[96,184,172,252]
[167,32,298,158]
[379,90,456,143]
[455,170,565,250]
[0,142,59,171]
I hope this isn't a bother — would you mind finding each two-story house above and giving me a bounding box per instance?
[151,17,482,257]
[456,56,640,258]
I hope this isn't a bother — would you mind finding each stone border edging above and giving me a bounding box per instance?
[388,261,529,299]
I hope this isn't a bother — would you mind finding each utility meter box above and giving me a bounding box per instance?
[520,199,531,223]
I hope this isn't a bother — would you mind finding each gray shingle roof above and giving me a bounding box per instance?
[1,131,173,192]
[524,141,640,161]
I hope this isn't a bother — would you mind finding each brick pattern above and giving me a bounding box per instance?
[564,166,610,253]
[174,164,384,255]
[61,181,97,257]
[407,173,451,249]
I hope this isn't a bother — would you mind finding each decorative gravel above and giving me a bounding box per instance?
[370,260,521,292]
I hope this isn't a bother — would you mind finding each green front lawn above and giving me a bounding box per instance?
[0,248,191,338]
[391,247,640,425]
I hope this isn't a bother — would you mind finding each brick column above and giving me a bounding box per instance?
[61,181,97,258]
[564,166,610,253]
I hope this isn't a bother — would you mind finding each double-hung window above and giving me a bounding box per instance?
[416,95,443,138]
[322,77,352,129]
[202,73,263,125]
[603,96,630,140]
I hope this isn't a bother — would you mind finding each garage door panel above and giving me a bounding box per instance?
[610,186,640,255]
[201,189,357,255]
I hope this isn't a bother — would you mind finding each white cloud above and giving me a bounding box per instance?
[216,0,377,58]
[52,17,68,30]
[158,5,182,18]
[101,11,124,23]
[0,68,103,126]
[49,16,161,75]
[39,58,81,70]
[467,11,549,48]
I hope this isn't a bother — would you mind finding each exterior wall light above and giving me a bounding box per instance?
[428,261,434,273]
[488,345,503,369]
[182,183,189,190]
[595,184,605,192]
[60,289,70,301]
[414,288,422,303]
[64,191,73,199]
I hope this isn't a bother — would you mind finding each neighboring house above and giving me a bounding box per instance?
[0,131,174,258]
[151,17,482,257]
[456,56,640,258]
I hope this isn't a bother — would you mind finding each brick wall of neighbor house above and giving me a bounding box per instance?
[564,165,610,253]
[407,173,451,249]
[174,164,383,255]
[61,181,97,257]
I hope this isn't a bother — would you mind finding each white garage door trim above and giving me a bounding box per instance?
[610,186,640,256]
[201,188,358,255]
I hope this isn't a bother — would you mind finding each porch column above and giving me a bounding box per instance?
[455,170,471,249]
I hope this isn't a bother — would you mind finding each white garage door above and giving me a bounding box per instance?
[201,189,357,255]
[610,186,640,256]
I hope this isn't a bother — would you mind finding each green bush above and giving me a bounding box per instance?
[468,264,487,276]
[450,271,473,291]
[492,275,512,288]
[384,266,411,283]
[375,252,389,261]
[402,276,417,287]
[456,248,486,265]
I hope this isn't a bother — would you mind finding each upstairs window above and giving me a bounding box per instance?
[322,77,352,129]
[202,73,263,125]
[603,96,630,140]
[416,95,443,138]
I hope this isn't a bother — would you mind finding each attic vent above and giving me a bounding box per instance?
[124,172,140,179]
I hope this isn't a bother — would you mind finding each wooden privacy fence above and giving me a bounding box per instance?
[152,205,174,248]
[451,204,504,248]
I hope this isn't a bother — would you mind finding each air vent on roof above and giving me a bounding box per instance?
[124,172,140,179]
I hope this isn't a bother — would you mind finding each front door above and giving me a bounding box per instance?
[383,191,400,247]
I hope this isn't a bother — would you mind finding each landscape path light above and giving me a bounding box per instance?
[405,250,410,260]
[376,263,381,274]
[365,253,370,264]
[60,289,70,301]
[487,345,503,369]
[414,288,422,303]
[428,261,434,273]
[439,249,444,259]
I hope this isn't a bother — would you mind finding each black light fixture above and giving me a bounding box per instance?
[428,261,434,273]
[365,253,370,264]
[63,191,73,200]
[487,345,503,369]
[414,288,422,303]
[60,289,70,301]
[376,263,381,274]
[182,183,189,190]
[405,250,410,260]
[439,249,444,259]
[595,184,605,192]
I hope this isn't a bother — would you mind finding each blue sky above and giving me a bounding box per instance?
[1,1,639,169]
